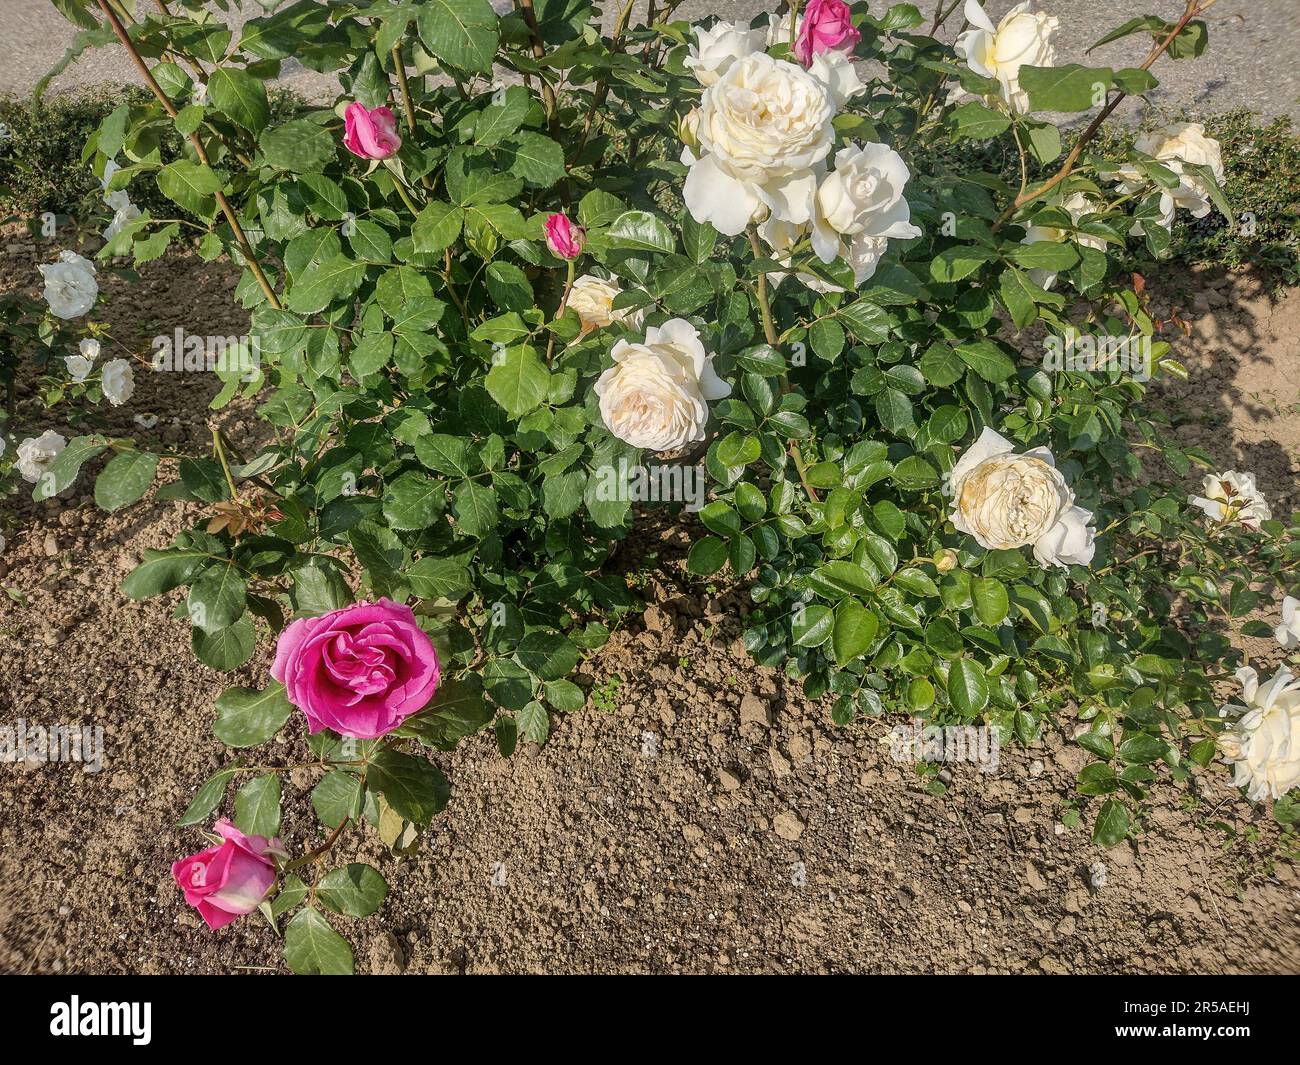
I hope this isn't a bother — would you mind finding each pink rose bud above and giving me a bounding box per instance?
[342,102,402,160]
[544,212,586,260]
[794,0,861,67]
[271,598,441,739]
[171,819,285,930]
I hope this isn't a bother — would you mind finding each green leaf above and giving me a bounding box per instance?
[931,245,997,282]
[1092,798,1130,847]
[213,683,294,747]
[367,749,450,825]
[382,471,443,530]
[452,482,498,537]
[1117,733,1166,765]
[517,700,550,744]
[955,338,1016,383]
[284,909,355,975]
[32,435,106,502]
[192,613,256,671]
[971,576,1009,625]
[516,632,580,680]
[94,451,158,512]
[156,159,222,218]
[234,773,282,837]
[416,0,500,72]
[485,345,550,416]
[406,557,472,600]
[260,119,337,173]
[1010,241,1079,272]
[1019,64,1113,112]
[411,201,463,253]
[687,536,728,576]
[947,659,989,717]
[178,766,237,827]
[123,547,210,599]
[318,864,389,917]
[312,771,364,828]
[504,131,565,188]
[607,209,675,254]
[832,599,878,666]
[792,603,834,648]
[948,101,1011,140]
[187,563,248,634]
[208,66,270,132]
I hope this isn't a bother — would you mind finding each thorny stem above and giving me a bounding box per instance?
[991,0,1217,233]
[929,0,964,36]
[284,817,351,874]
[93,0,282,310]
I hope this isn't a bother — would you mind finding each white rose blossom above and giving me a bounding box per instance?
[64,355,94,383]
[79,338,101,361]
[567,274,644,336]
[684,52,835,236]
[684,20,766,87]
[101,357,135,406]
[1110,122,1224,233]
[1275,596,1300,652]
[948,426,1096,568]
[810,142,922,264]
[1217,666,1300,802]
[954,0,1060,115]
[39,251,98,319]
[806,49,867,110]
[16,430,67,484]
[594,319,731,452]
[1189,470,1270,530]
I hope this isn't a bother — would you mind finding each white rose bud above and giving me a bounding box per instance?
[39,251,98,319]
[954,0,1059,115]
[685,52,835,236]
[1217,666,1300,801]
[16,430,67,484]
[567,274,644,336]
[685,21,766,87]
[64,355,94,382]
[79,337,101,361]
[101,357,135,406]
[594,318,731,452]
[1189,470,1270,530]
[949,426,1096,568]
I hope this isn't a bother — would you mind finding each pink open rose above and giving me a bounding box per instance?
[342,102,402,160]
[794,0,861,67]
[271,598,441,739]
[544,212,586,260]
[171,819,285,930]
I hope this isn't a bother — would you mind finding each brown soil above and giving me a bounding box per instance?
[1,233,1298,975]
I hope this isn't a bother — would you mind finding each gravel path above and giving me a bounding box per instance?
[5,1,1298,122]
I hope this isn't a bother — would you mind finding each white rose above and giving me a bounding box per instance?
[810,142,922,264]
[594,318,731,452]
[684,52,835,236]
[103,200,142,242]
[685,21,766,87]
[806,49,866,110]
[1217,666,1300,802]
[64,355,94,382]
[39,251,98,319]
[567,274,644,335]
[949,426,1096,568]
[1275,596,1300,652]
[16,430,67,484]
[1113,122,1224,233]
[79,338,101,361]
[1189,470,1271,530]
[759,218,889,294]
[955,0,1059,115]
[101,357,135,406]
[766,13,793,47]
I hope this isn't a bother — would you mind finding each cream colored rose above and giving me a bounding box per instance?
[1218,665,1300,802]
[594,319,731,452]
[1112,122,1224,231]
[1189,470,1270,530]
[685,21,766,87]
[684,52,835,236]
[806,49,866,110]
[949,426,1095,568]
[16,430,67,484]
[101,357,135,406]
[567,274,643,336]
[955,0,1059,115]
[811,142,922,265]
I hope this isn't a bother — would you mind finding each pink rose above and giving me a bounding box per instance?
[794,0,861,67]
[171,819,285,931]
[544,212,586,260]
[271,598,441,739]
[342,102,402,160]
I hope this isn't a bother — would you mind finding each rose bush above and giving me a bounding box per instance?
[24,0,1297,972]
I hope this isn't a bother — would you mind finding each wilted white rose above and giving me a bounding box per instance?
[594,318,731,451]
[810,142,922,264]
[1112,122,1224,233]
[806,49,866,110]
[1275,596,1300,652]
[949,426,1096,568]
[39,251,98,319]
[684,52,835,236]
[1217,666,1300,802]
[567,274,644,335]
[685,21,766,86]
[101,358,135,406]
[64,355,94,382]
[79,337,101,361]
[16,430,67,484]
[1189,470,1270,530]
[954,0,1059,115]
